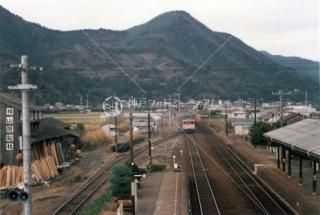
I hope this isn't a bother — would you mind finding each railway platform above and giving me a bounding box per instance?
[137,172,188,215]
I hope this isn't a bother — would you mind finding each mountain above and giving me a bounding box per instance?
[0,6,318,105]
[261,51,319,81]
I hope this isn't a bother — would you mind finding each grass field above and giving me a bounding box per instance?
[44,112,104,127]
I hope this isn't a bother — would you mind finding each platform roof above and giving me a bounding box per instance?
[264,119,320,160]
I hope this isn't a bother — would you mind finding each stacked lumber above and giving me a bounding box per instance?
[31,141,61,166]
[31,156,59,181]
[50,143,59,166]
[0,156,59,188]
[0,166,23,189]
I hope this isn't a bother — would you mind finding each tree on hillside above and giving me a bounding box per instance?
[110,164,133,197]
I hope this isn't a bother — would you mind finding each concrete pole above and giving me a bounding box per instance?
[169,95,171,127]
[114,116,118,150]
[279,93,283,125]
[8,56,38,215]
[148,112,152,168]
[225,104,228,136]
[130,113,134,165]
[21,55,32,215]
[254,97,257,126]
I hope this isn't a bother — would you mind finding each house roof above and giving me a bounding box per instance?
[0,92,40,111]
[33,118,79,143]
[231,118,254,126]
[264,119,320,160]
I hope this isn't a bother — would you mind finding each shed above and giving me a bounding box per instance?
[232,119,254,136]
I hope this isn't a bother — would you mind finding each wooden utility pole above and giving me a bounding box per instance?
[114,116,118,150]
[225,104,228,136]
[169,95,171,126]
[254,97,257,126]
[161,114,164,129]
[148,112,152,169]
[130,113,134,165]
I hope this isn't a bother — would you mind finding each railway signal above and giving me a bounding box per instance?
[7,189,29,202]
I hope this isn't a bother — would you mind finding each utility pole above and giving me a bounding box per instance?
[148,112,152,169]
[114,116,118,150]
[225,104,228,136]
[305,91,308,106]
[169,95,171,126]
[8,55,39,215]
[272,90,291,126]
[161,114,164,129]
[129,113,134,165]
[254,97,257,126]
[86,93,89,110]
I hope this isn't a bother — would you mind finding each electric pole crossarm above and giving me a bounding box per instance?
[8,84,37,91]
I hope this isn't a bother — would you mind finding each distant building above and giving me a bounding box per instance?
[284,105,316,117]
[231,119,254,136]
[281,112,304,126]
[228,108,247,119]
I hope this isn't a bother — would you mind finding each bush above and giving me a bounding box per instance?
[110,164,133,197]
[249,122,280,146]
[74,123,85,133]
[80,125,111,148]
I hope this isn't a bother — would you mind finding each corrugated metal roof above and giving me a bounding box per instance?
[0,92,40,110]
[264,119,320,159]
[33,118,79,143]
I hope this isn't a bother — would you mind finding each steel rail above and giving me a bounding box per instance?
[52,132,182,215]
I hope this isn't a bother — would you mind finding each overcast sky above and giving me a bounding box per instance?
[0,0,319,61]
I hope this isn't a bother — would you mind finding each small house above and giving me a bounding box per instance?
[232,119,254,136]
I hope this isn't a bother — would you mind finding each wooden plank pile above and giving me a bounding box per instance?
[0,166,23,188]
[31,156,59,183]
[0,142,61,189]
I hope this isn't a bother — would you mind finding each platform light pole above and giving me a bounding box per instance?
[8,55,40,215]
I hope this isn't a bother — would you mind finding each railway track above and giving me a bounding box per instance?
[186,133,221,215]
[194,124,296,215]
[52,132,182,215]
